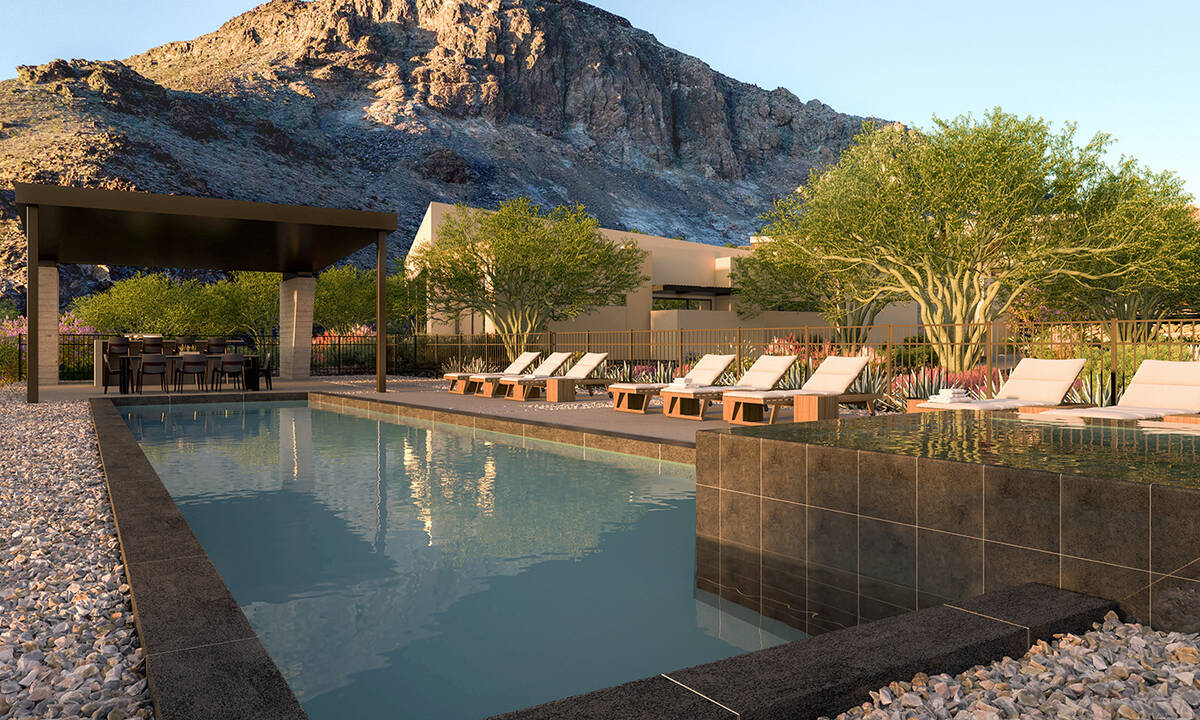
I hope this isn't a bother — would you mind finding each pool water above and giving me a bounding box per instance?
[121,402,805,719]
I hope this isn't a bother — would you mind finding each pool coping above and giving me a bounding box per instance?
[308,391,698,463]
[90,394,310,720]
[90,394,1118,720]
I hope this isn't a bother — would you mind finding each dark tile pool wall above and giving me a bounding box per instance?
[696,431,1200,634]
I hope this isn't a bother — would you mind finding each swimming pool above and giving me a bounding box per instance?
[121,401,805,719]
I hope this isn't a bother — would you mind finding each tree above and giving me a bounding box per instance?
[731,238,896,346]
[314,265,376,333]
[761,109,1182,371]
[204,271,280,351]
[70,273,206,334]
[1038,161,1200,339]
[409,198,648,359]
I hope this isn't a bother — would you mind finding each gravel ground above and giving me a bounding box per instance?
[822,612,1200,720]
[0,383,150,720]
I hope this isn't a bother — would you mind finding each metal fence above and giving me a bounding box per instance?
[4,319,1199,406]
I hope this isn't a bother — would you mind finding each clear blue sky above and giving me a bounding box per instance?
[3,0,1197,197]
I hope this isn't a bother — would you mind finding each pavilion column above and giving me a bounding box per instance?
[25,205,38,403]
[37,265,59,388]
[279,273,315,380]
[376,230,387,393]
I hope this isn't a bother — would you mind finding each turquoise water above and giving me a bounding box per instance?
[121,401,805,719]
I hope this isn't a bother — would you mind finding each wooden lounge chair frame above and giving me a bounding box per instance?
[610,354,737,415]
[501,353,609,402]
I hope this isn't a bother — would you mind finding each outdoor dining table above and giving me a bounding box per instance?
[116,354,262,394]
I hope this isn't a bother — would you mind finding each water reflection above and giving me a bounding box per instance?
[122,402,806,719]
[737,409,1200,486]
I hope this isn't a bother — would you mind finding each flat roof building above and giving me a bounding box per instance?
[409,202,918,337]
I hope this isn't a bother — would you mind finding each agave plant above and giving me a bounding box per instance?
[1066,368,1116,406]
[440,356,493,374]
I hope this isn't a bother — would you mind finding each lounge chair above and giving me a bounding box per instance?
[722,355,873,425]
[1037,359,1200,421]
[916,358,1087,412]
[444,351,540,394]
[660,354,798,420]
[609,354,737,413]
[501,352,610,402]
[470,352,572,398]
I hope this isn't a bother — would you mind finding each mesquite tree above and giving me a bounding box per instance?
[409,198,647,359]
[761,109,1187,371]
[731,237,898,347]
[1040,161,1200,340]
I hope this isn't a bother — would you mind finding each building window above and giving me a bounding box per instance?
[653,297,712,311]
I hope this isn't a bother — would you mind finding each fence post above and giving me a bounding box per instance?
[885,324,893,392]
[678,329,684,368]
[457,333,463,364]
[735,327,742,369]
[628,329,633,363]
[1109,318,1119,407]
[586,330,591,353]
[985,322,993,390]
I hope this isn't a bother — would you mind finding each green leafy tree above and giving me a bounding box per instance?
[732,238,897,346]
[1038,161,1200,339]
[204,271,280,351]
[762,109,1181,371]
[314,265,376,333]
[409,198,648,359]
[70,273,206,334]
[387,270,426,334]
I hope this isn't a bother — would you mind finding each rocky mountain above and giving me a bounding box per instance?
[0,0,873,306]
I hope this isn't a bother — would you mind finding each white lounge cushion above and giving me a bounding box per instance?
[609,382,669,392]
[724,389,838,403]
[1039,405,1197,421]
[737,354,799,391]
[609,354,737,395]
[684,354,737,385]
[471,351,570,381]
[1117,360,1200,411]
[663,384,754,398]
[919,398,1052,411]
[801,356,871,395]
[994,358,1087,403]
[564,352,608,379]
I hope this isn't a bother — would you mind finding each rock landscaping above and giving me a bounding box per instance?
[0,384,150,720]
[823,611,1200,720]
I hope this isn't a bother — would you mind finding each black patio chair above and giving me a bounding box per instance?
[256,351,273,390]
[105,336,129,356]
[137,353,169,393]
[101,352,123,394]
[141,336,164,355]
[205,338,227,355]
[174,353,207,392]
[213,353,245,391]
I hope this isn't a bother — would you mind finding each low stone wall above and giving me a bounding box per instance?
[696,429,1200,634]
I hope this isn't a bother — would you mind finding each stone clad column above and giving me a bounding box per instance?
[37,264,59,386]
[279,273,315,380]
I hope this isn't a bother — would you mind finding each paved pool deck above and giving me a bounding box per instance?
[38,376,741,446]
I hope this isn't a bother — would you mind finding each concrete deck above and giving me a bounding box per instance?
[38,377,744,446]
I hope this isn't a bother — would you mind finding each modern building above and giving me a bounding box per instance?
[409,201,918,336]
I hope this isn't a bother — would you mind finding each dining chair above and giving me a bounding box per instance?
[213,353,245,391]
[137,353,169,393]
[174,352,208,392]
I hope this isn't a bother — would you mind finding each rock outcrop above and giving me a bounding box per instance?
[0,0,876,306]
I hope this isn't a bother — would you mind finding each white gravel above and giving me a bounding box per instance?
[823,612,1200,720]
[0,383,150,720]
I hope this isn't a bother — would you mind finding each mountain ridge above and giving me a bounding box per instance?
[0,0,877,306]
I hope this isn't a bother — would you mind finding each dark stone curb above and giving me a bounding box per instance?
[89,397,309,720]
[490,583,1117,720]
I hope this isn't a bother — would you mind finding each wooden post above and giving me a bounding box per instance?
[1109,318,1119,406]
[25,205,38,403]
[376,231,387,392]
[586,330,591,353]
[885,323,893,393]
[736,326,742,369]
[678,329,684,368]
